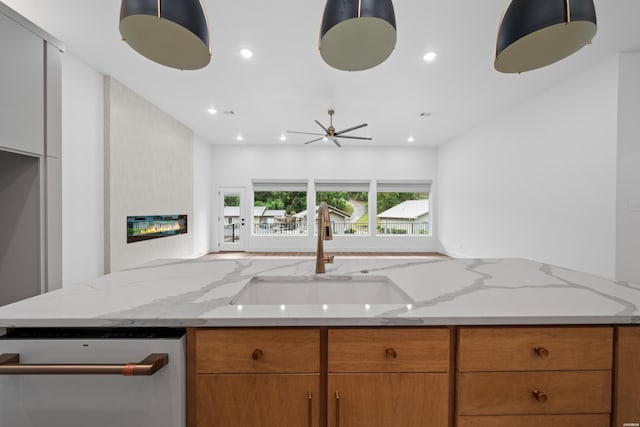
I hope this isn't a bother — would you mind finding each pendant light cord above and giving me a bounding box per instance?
[566,0,571,23]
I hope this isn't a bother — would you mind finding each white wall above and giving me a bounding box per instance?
[61,53,104,286]
[210,145,438,252]
[437,57,619,278]
[616,53,640,284]
[104,77,194,272]
[193,134,213,256]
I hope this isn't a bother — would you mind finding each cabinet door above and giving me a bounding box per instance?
[614,326,640,426]
[196,374,319,427]
[328,373,448,427]
[0,12,44,155]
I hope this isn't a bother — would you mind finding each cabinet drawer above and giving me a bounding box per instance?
[457,414,611,427]
[458,327,613,372]
[457,371,612,415]
[195,329,319,373]
[328,328,449,373]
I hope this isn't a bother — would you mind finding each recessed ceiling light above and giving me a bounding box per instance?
[423,51,437,62]
[323,137,328,141]
[408,136,415,143]
[280,135,287,141]
[240,48,253,58]
[236,135,243,141]
[207,108,217,115]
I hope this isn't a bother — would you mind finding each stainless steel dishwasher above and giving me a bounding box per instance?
[0,328,185,427]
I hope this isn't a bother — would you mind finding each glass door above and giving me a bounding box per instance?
[218,187,247,251]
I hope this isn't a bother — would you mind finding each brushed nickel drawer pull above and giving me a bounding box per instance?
[385,347,397,359]
[335,391,341,427]
[0,353,168,376]
[251,349,263,360]
[532,390,548,402]
[534,346,549,357]
[307,391,312,427]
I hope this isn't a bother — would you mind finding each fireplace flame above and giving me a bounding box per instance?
[137,222,181,235]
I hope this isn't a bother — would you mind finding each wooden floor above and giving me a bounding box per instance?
[201,252,448,260]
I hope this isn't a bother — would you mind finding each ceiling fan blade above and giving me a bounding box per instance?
[334,123,368,135]
[332,138,342,148]
[304,137,325,145]
[333,135,372,141]
[288,131,326,136]
[314,120,329,133]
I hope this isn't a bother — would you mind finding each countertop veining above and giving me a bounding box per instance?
[0,257,639,327]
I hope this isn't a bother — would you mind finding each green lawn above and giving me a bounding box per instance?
[356,211,369,224]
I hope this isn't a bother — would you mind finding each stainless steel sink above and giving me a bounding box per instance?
[230,275,413,305]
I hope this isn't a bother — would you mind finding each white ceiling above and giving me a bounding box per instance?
[4,1,640,147]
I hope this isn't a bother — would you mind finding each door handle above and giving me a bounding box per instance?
[0,353,168,376]
[307,391,313,427]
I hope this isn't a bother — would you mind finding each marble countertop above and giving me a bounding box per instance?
[0,257,639,328]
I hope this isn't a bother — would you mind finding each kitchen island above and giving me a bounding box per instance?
[0,257,639,427]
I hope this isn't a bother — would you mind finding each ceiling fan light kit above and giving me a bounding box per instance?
[495,0,597,73]
[319,0,397,71]
[119,0,211,70]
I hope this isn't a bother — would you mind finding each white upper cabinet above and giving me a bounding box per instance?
[0,11,44,156]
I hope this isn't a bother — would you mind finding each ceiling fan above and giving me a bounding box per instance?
[288,109,372,147]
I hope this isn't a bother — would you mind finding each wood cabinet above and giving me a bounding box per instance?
[614,326,640,427]
[196,374,319,427]
[457,326,614,427]
[327,328,451,427]
[189,328,320,427]
[188,325,635,427]
[189,327,451,427]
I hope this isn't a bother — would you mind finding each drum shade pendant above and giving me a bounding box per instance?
[119,0,211,70]
[319,0,396,71]
[495,0,597,73]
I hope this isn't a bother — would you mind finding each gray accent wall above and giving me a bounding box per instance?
[104,77,194,272]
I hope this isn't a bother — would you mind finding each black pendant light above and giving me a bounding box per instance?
[495,0,597,73]
[319,0,396,71]
[119,0,211,70]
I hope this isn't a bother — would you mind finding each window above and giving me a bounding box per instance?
[314,180,369,235]
[376,181,431,236]
[252,180,308,236]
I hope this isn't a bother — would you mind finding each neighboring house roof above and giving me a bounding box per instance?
[263,210,286,217]
[377,200,429,220]
[295,205,350,220]
[254,206,267,216]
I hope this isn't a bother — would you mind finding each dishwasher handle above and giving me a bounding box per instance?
[0,353,168,376]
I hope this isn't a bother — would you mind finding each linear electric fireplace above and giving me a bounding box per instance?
[127,215,187,243]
